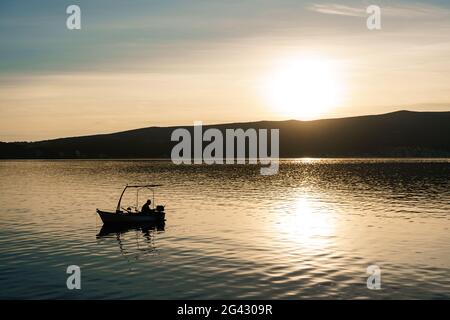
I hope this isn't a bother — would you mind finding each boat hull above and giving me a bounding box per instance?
[97,209,165,224]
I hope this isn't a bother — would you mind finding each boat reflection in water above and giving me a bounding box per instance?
[96,222,165,263]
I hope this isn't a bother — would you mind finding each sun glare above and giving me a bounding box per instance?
[276,197,335,249]
[264,57,343,120]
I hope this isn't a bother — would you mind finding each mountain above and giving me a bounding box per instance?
[1,111,449,159]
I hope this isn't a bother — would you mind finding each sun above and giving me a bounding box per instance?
[263,57,343,120]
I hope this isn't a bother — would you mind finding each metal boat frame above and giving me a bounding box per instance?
[96,184,165,224]
[115,184,162,213]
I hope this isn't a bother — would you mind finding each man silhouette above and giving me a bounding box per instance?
[141,199,152,214]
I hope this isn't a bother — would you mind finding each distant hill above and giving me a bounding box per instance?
[1,111,449,159]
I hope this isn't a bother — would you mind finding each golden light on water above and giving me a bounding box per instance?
[263,57,344,120]
[276,197,335,249]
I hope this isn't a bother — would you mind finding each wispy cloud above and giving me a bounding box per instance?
[308,4,365,17]
[308,2,450,18]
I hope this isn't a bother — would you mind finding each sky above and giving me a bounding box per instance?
[1,0,450,141]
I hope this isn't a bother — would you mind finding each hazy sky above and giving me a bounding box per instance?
[1,0,450,141]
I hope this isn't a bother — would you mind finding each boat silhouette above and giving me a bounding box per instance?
[97,184,166,224]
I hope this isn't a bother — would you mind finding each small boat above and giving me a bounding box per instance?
[97,184,166,224]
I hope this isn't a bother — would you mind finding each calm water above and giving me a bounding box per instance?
[0,159,449,299]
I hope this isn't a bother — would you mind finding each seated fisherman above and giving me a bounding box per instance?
[141,199,152,214]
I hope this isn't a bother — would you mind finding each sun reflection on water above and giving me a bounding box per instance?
[276,196,336,250]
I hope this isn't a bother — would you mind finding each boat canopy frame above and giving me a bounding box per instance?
[116,184,162,213]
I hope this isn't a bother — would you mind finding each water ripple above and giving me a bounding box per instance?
[0,159,449,299]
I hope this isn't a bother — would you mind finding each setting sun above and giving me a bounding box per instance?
[264,57,343,120]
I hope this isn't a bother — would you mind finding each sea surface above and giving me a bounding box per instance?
[0,159,449,299]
